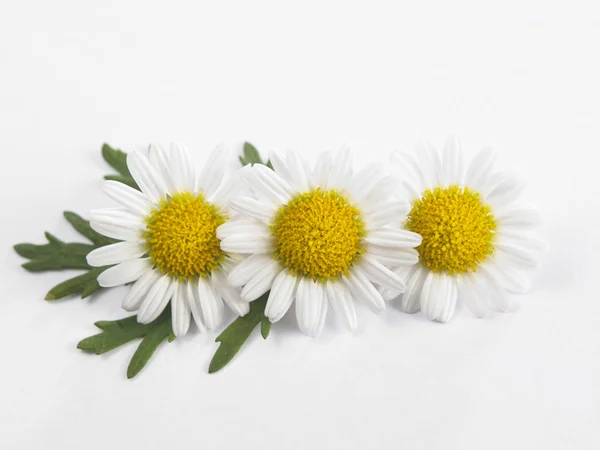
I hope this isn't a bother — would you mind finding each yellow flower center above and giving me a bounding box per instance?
[144,192,226,280]
[271,189,364,280]
[405,185,496,275]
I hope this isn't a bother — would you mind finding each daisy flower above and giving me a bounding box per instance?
[86,142,248,336]
[384,136,548,322]
[218,147,422,336]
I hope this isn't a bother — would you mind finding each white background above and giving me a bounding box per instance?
[1,1,599,449]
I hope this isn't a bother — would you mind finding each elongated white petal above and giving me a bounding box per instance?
[265,270,298,322]
[295,278,325,337]
[311,151,333,189]
[220,235,274,254]
[359,255,406,291]
[137,275,176,324]
[216,219,270,240]
[390,150,427,194]
[168,142,195,193]
[196,277,224,330]
[441,135,464,185]
[186,280,206,332]
[103,180,154,216]
[456,273,488,318]
[230,198,277,223]
[347,162,385,203]
[286,150,311,192]
[416,140,441,188]
[126,151,168,203]
[480,260,530,294]
[314,289,329,336]
[364,228,422,248]
[400,266,426,313]
[485,170,526,209]
[90,220,142,242]
[464,146,496,192]
[197,143,230,197]
[122,268,161,311]
[211,269,249,317]
[148,143,176,194]
[171,283,191,337]
[90,208,146,230]
[494,233,548,268]
[240,261,281,301]
[359,175,398,211]
[86,241,146,267]
[251,163,294,204]
[378,266,413,301]
[268,148,293,181]
[363,202,411,229]
[366,245,420,267]
[97,258,152,287]
[343,267,385,313]
[420,272,457,323]
[477,270,511,312]
[227,254,274,287]
[496,204,541,231]
[328,144,354,190]
[326,280,357,330]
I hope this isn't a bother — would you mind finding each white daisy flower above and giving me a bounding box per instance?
[385,136,548,322]
[218,146,422,336]
[86,142,248,337]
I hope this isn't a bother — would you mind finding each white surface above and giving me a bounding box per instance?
[1,1,599,449]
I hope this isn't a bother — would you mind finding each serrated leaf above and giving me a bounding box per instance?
[78,310,174,378]
[127,319,174,378]
[63,211,117,247]
[239,142,264,166]
[208,295,269,374]
[102,143,139,190]
[45,266,109,301]
[14,233,94,272]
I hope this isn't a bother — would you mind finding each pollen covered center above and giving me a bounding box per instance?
[271,189,364,280]
[144,192,226,280]
[405,185,496,275]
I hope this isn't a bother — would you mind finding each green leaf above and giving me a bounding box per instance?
[261,316,272,339]
[45,266,109,301]
[102,143,139,190]
[239,142,266,166]
[208,294,270,374]
[14,232,94,272]
[14,210,120,300]
[78,310,174,378]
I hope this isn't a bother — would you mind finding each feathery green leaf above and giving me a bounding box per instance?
[101,143,139,190]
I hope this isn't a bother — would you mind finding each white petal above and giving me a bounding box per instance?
[265,270,298,322]
[148,143,176,194]
[86,241,146,267]
[480,260,530,294]
[126,151,168,203]
[171,283,191,337]
[494,233,548,268]
[456,272,488,318]
[168,142,195,193]
[230,197,277,223]
[464,146,496,192]
[197,276,224,330]
[484,170,526,209]
[359,255,406,291]
[420,272,457,323]
[363,202,412,229]
[220,235,274,254]
[137,275,176,323]
[314,289,329,337]
[268,148,293,181]
[240,261,281,301]
[359,175,401,211]
[400,266,427,313]
[216,219,270,240]
[227,254,274,287]
[197,143,230,197]
[367,245,420,267]
[122,268,161,311]
[390,150,427,194]
[476,270,511,312]
[247,164,293,204]
[441,135,464,185]
[295,278,325,337]
[328,144,354,190]
[97,258,152,287]
[311,151,333,189]
[347,162,385,204]
[186,280,206,332]
[364,228,422,248]
[325,280,357,330]
[211,269,249,317]
[378,265,413,301]
[416,140,441,188]
[90,208,146,230]
[103,180,154,216]
[211,168,243,205]
[496,204,541,231]
[285,150,311,192]
[343,267,385,313]
[90,220,143,242]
